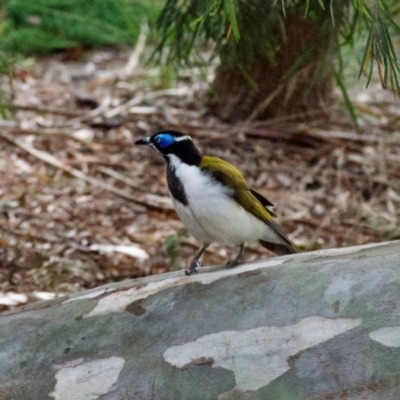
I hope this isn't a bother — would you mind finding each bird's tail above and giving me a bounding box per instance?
[259,239,301,255]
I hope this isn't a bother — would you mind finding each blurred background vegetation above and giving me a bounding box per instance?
[0,0,398,119]
[0,0,162,53]
[153,0,400,122]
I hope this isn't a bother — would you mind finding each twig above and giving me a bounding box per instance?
[104,88,190,119]
[97,166,144,192]
[246,84,284,122]
[244,108,332,126]
[67,156,124,168]
[104,94,145,119]
[311,129,400,144]
[13,104,84,117]
[246,64,316,123]
[0,132,173,212]
[0,121,97,148]
[124,21,148,76]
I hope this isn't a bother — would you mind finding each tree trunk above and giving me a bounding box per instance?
[209,13,333,122]
[1,241,400,400]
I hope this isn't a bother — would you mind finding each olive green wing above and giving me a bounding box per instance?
[199,156,300,253]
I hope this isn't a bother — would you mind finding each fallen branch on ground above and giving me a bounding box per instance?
[0,241,399,399]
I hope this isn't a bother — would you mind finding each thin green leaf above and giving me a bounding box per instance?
[376,12,400,94]
[237,63,258,91]
[330,0,335,25]
[334,70,358,128]
[223,0,240,40]
[304,0,310,18]
[360,6,373,20]
[358,25,374,80]
[317,0,325,11]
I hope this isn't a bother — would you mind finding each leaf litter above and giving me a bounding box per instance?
[0,49,399,311]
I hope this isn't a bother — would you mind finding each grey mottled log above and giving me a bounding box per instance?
[1,241,400,400]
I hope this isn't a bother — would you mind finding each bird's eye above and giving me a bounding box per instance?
[155,137,161,143]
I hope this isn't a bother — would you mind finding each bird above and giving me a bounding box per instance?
[135,130,301,275]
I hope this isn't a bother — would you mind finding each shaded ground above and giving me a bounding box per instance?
[0,49,399,311]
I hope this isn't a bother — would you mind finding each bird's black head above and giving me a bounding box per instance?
[135,130,202,165]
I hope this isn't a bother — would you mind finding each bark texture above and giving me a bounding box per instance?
[1,241,400,400]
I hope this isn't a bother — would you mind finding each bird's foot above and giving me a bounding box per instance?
[185,260,201,276]
[225,256,244,269]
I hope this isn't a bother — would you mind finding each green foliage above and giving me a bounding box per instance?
[153,0,284,66]
[357,2,400,94]
[0,51,16,117]
[0,0,161,54]
[153,0,400,97]
[0,0,163,116]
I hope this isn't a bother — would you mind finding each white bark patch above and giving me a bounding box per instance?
[323,274,356,310]
[83,279,179,318]
[63,288,114,304]
[163,316,362,391]
[49,357,125,400]
[83,259,284,318]
[369,327,400,347]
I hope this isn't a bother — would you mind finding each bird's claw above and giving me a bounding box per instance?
[185,260,201,276]
[225,256,244,269]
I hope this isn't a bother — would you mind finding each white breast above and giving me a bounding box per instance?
[167,155,282,246]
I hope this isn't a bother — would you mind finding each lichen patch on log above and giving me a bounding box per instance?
[48,357,125,400]
[369,327,400,347]
[323,273,356,310]
[163,316,362,391]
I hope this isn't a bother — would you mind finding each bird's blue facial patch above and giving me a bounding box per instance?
[154,133,175,149]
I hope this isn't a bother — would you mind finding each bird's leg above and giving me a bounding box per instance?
[225,244,245,269]
[185,245,208,276]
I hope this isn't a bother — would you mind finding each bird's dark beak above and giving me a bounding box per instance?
[135,137,151,145]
